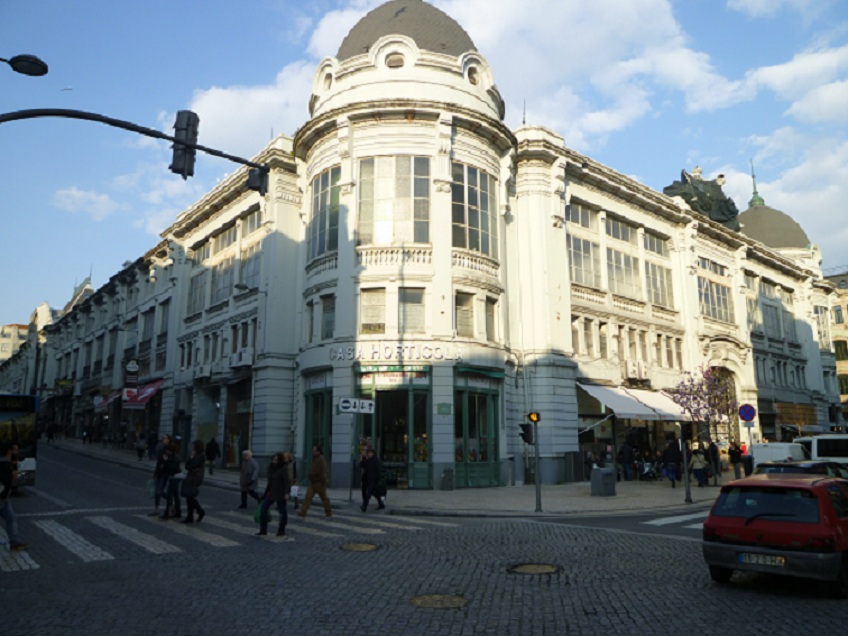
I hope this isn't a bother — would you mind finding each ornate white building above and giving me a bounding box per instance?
[1,0,841,487]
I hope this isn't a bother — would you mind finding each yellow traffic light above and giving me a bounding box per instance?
[528,411,540,423]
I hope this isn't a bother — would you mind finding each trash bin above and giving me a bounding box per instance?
[590,467,616,497]
[441,468,455,491]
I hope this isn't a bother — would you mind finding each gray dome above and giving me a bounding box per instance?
[337,0,476,61]
[738,204,811,249]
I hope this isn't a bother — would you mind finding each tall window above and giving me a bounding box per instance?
[643,232,669,257]
[746,296,762,332]
[451,162,498,258]
[210,257,235,304]
[240,242,261,289]
[242,206,264,235]
[644,261,673,308]
[607,248,641,299]
[834,340,848,361]
[762,304,781,338]
[399,288,425,334]
[485,298,497,342]
[321,295,335,340]
[815,306,832,349]
[306,301,315,344]
[565,202,596,229]
[358,156,430,245]
[455,292,474,337]
[834,306,845,324]
[698,277,734,323]
[187,272,207,315]
[567,235,601,288]
[307,166,341,261]
[605,217,637,244]
[360,288,386,335]
[213,225,238,254]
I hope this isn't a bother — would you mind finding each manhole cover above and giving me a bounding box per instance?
[410,594,468,609]
[339,542,380,552]
[508,563,560,575]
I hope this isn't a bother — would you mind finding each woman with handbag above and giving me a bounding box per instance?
[180,440,206,524]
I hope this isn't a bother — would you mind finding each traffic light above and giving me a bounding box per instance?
[528,412,540,424]
[519,423,534,445]
[247,167,269,196]
[169,110,200,179]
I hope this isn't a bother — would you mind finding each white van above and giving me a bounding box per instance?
[794,435,848,465]
[750,442,809,467]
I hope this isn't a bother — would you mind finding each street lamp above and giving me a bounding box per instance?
[1,54,48,76]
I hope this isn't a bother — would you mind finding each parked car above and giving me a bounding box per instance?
[794,435,848,465]
[749,442,809,467]
[702,474,848,598]
[754,461,848,479]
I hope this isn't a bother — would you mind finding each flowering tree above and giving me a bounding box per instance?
[670,366,739,444]
[670,366,739,487]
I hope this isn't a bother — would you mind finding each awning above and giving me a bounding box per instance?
[94,390,122,413]
[122,379,164,410]
[577,383,690,421]
[621,388,690,421]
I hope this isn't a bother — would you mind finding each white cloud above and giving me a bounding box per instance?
[52,187,124,221]
[746,44,848,102]
[787,79,848,123]
[727,0,830,19]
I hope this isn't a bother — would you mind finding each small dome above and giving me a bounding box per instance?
[738,204,811,249]
[337,0,476,61]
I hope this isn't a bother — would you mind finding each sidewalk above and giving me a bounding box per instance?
[45,438,719,517]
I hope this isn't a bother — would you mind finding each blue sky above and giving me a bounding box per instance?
[2,0,847,327]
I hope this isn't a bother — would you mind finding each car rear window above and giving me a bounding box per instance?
[712,486,820,523]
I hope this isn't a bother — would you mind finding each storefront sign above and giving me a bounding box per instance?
[330,343,462,363]
[358,371,430,386]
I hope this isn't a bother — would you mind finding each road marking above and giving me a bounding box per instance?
[28,488,72,508]
[684,523,704,529]
[20,506,151,518]
[86,516,181,554]
[387,516,459,528]
[643,511,709,526]
[32,519,114,562]
[297,516,384,534]
[219,511,342,538]
[0,529,40,572]
[135,515,240,547]
[334,513,423,531]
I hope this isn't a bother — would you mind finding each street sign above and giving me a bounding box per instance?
[739,403,757,422]
[339,398,375,414]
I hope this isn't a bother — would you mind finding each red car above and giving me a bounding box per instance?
[702,474,848,598]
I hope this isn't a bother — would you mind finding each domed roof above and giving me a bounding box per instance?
[738,203,811,249]
[337,0,476,61]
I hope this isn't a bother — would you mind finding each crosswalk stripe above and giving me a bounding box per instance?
[643,511,708,526]
[33,519,114,562]
[86,516,181,554]
[135,515,240,547]
[684,523,704,529]
[28,488,72,508]
[387,516,458,528]
[333,513,423,531]
[297,515,384,534]
[0,529,39,572]
[219,511,342,538]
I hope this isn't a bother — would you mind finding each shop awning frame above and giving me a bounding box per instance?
[577,382,690,422]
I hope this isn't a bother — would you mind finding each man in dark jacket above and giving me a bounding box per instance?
[662,440,683,488]
[205,438,221,475]
[256,452,291,537]
[359,447,385,512]
[297,445,332,519]
[1,443,29,551]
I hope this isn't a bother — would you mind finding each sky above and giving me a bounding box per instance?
[2,0,847,327]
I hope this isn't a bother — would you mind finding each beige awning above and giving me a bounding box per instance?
[578,383,690,421]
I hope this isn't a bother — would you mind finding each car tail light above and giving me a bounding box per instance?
[805,535,836,552]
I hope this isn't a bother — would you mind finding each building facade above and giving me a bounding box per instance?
[1,0,841,487]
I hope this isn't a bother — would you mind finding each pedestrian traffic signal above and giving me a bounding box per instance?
[528,412,540,423]
[519,423,534,445]
[169,110,200,179]
[247,167,269,196]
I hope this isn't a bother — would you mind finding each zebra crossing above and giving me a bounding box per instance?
[1,508,457,573]
[641,510,708,530]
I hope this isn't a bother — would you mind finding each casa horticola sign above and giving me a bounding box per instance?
[329,342,463,363]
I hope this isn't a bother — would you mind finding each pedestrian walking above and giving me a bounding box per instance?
[297,445,332,518]
[1,443,28,551]
[728,442,743,480]
[662,440,682,488]
[180,440,206,524]
[359,447,385,512]
[205,437,221,475]
[148,434,172,516]
[256,452,291,538]
[707,440,721,485]
[159,443,183,520]
[238,450,261,509]
[689,449,709,487]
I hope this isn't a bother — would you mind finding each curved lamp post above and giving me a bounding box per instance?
[1,54,48,76]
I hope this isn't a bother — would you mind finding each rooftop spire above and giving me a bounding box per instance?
[749,159,765,207]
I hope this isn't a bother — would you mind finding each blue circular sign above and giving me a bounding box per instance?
[739,403,756,422]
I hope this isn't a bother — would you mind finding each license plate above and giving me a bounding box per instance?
[739,553,785,567]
